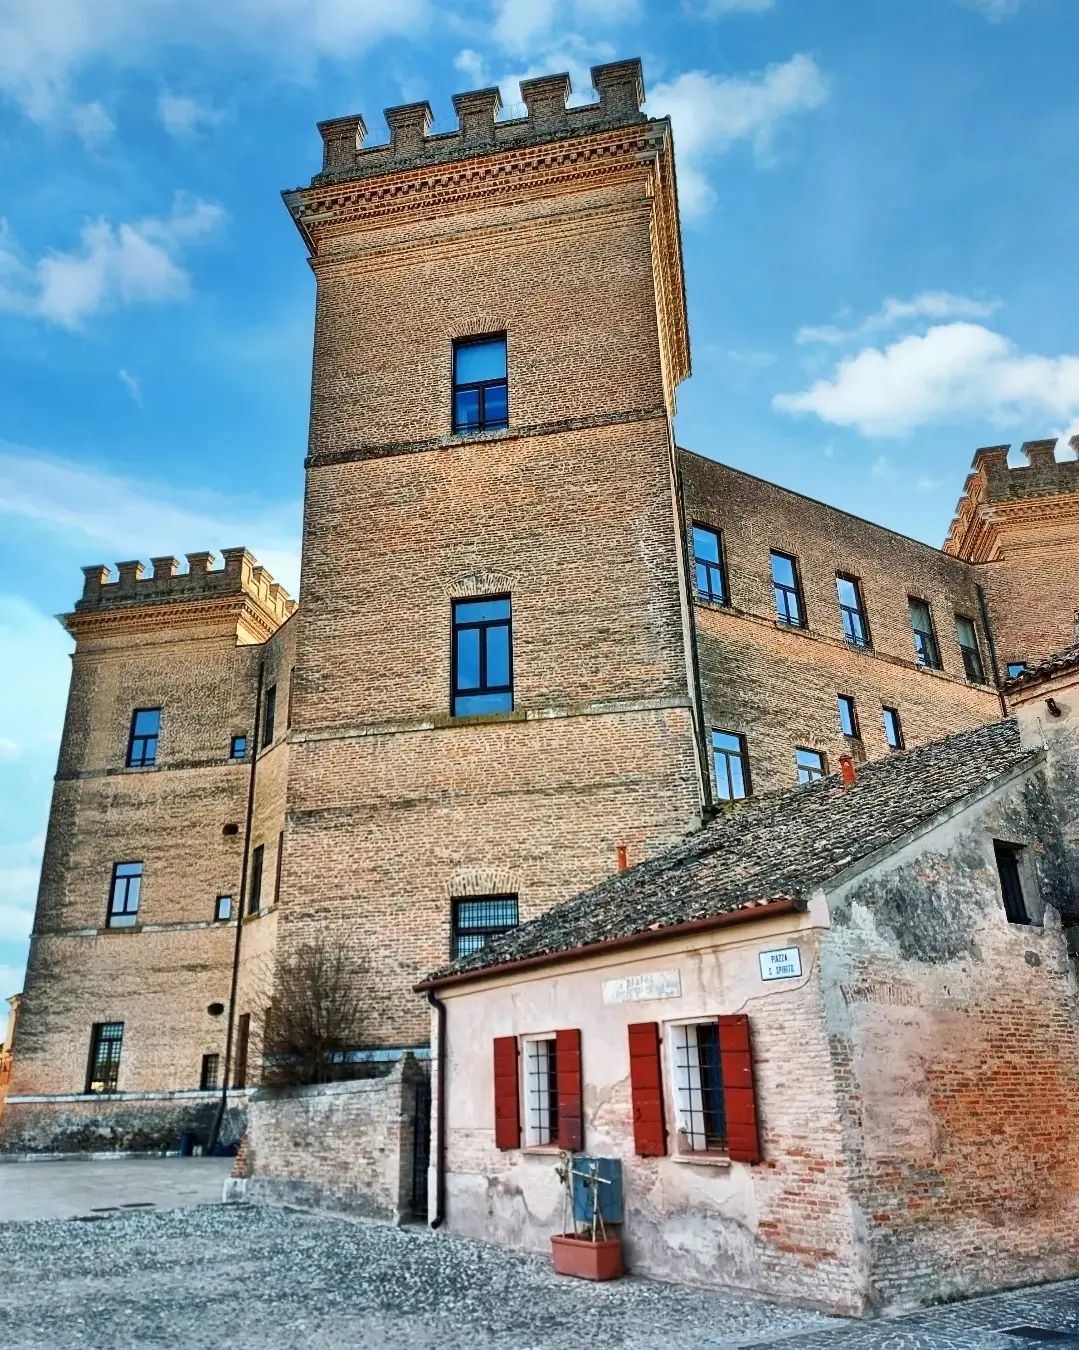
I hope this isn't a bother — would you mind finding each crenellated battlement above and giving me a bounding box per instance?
[72,547,297,628]
[944,438,1079,561]
[310,59,646,183]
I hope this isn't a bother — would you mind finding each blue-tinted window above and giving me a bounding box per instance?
[836,574,870,647]
[909,599,941,669]
[230,735,247,760]
[838,694,859,738]
[1007,662,1027,678]
[795,748,825,784]
[126,708,160,767]
[882,706,904,750]
[453,335,508,433]
[107,862,143,927]
[693,525,728,604]
[452,597,513,716]
[711,730,749,801]
[771,552,805,627]
[955,615,985,683]
[214,895,233,922]
[451,895,519,959]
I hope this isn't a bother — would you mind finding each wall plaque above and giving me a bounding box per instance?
[758,946,803,981]
[602,970,682,1004]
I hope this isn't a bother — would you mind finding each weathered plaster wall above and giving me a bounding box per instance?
[1012,671,1079,908]
[436,910,866,1314]
[821,763,1079,1311]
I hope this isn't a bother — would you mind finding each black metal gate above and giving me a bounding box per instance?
[409,1076,431,1219]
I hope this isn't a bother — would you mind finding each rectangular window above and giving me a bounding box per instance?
[836,574,871,648]
[126,708,161,767]
[214,895,233,923]
[199,1053,220,1091]
[523,1036,559,1146]
[286,671,295,729]
[882,706,904,750]
[795,748,826,784]
[262,685,276,748]
[229,735,247,760]
[994,842,1030,925]
[838,694,859,738]
[248,845,264,915]
[909,598,941,670]
[955,615,986,683]
[85,1022,123,1094]
[671,1022,726,1153]
[692,524,728,604]
[711,730,749,802]
[451,895,519,959]
[1007,662,1027,678]
[234,1013,250,1089]
[452,596,513,717]
[107,862,142,928]
[452,334,508,433]
[273,831,284,905]
[771,551,805,628]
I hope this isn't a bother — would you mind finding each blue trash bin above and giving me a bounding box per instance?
[178,1130,194,1157]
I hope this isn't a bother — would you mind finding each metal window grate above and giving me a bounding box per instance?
[200,1053,220,1091]
[524,1038,559,1146]
[451,895,519,959]
[672,1023,725,1152]
[86,1022,123,1094]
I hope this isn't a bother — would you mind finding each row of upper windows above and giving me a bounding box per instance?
[104,845,282,929]
[692,525,989,683]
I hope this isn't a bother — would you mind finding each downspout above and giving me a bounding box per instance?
[977,581,1009,719]
[426,987,447,1229]
[208,658,264,1153]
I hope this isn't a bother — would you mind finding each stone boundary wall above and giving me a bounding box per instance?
[0,1093,247,1154]
[234,1056,427,1223]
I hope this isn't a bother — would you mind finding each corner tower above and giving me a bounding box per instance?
[281,61,706,1045]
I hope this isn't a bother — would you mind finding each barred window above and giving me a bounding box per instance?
[86,1022,124,1094]
[671,1022,726,1153]
[107,862,142,928]
[796,748,826,784]
[200,1053,220,1091]
[451,895,519,959]
[126,708,160,767]
[692,525,728,604]
[523,1036,559,1146]
[711,729,749,802]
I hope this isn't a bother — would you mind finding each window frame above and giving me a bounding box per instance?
[955,614,986,684]
[214,894,233,923]
[106,861,143,928]
[262,685,276,748]
[836,573,871,649]
[248,845,264,916]
[795,747,826,784]
[451,595,513,718]
[452,333,509,435]
[994,841,1032,925]
[837,693,860,739]
[521,1033,559,1148]
[125,707,161,768]
[229,735,247,761]
[692,523,729,605]
[85,1021,124,1094]
[711,729,750,802]
[451,895,519,960]
[667,1019,727,1157]
[882,705,904,751]
[770,551,806,629]
[199,1053,220,1092]
[908,597,942,670]
[233,1012,251,1088]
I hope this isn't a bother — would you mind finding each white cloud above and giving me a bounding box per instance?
[796,291,1000,345]
[774,321,1079,438]
[489,0,638,54]
[648,55,829,216]
[1,192,225,329]
[118,368,142,405]
[72,100,115,148]
[957,0,1028,19]
[157,92,224,141]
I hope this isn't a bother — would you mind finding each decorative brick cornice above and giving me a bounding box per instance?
[945,439,1079,559]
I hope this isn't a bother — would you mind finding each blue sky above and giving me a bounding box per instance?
[2,0,1078,996]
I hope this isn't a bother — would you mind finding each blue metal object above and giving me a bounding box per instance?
[571,1156,624,1225]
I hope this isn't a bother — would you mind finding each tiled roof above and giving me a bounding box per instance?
[423,719,1035,985]
[1004,644,1079,691]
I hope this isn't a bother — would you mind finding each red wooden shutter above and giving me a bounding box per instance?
[556,1028,583,1152]
[493,1036,521,1150]
[718,1014,761,1163]
[627,1021,667,1156]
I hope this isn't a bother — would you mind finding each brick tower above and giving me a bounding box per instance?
[279,61,707,1046]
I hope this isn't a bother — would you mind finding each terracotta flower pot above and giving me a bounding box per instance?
[550,1234,624,1281]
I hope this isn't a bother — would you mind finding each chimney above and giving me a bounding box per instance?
[838,755,856,787]
[616,843,629,872]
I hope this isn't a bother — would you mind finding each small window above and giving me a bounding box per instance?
[909,598,941,670]
[200,1053,220,1091]
[711,730,749,802]
[262,685,276,748]
[795,748,826,784]
[451,895,519,959]
[993,841,1030,925]
[955,615,986,684]
[248,845,264,916]
[836,574,871,648]
[286,671,295,729]
[1007,662,1027,679]
[234,1013,251,1088]
[214,895,233,923]
[126,708,161,767]
[273,831,284,905]
[837,694,859,739]
[229,735,247,761]
[107,862,143,928]
[86,1022,123,1094]
[523,1036,558,1146]
[882,706,904,750]
[671,1022,725,1153]
[771,551,805,628]
[453,334,508,433]
[692,525,728,604]
[452,596,513,717]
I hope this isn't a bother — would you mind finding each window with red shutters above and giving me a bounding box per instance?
[627,1021,667,1156]
[555,1028,582,1151]
[717,1013,761,1164]
[493,1035,520,1150]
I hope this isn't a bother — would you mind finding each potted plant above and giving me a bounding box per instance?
[550,1154,624,1281]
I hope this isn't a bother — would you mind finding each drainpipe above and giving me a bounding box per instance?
[977,581,1009,720]
[208,659,264,1154]
[426,987,447,1229]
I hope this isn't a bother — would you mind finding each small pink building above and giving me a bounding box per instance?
[420,671,1079,1316]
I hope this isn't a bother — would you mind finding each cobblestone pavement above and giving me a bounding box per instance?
[0,1201,1075,1350]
